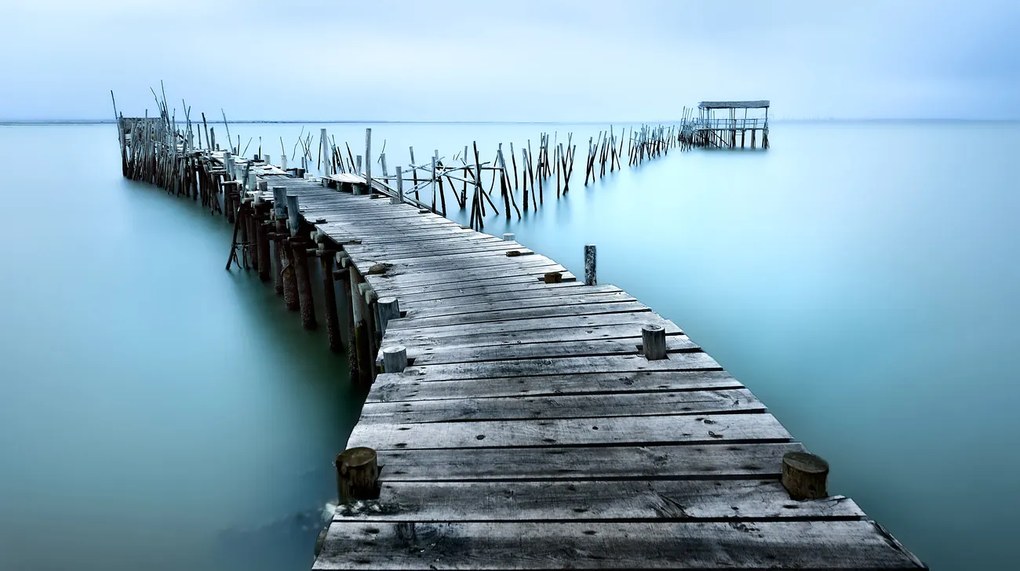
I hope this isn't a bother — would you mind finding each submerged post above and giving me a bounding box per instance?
[642,324,667,360]
[320,253,342,353]
[335,447,379,503]
[584,244,597,285]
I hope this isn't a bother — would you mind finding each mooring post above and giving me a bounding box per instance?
[271,186,287,295]
[335,253,354,349]
[335,447,379,504]
[382,346,407,373]
[781,452,830,500]
[291,236,317,330]
[584,243,597,285]
[256,202,271,282]
[350,267,373,386]
[392,166,403,204]
[364,128,372,194]
[642,324,667,360]
[320,252,342,353]
[503,233,515,241]
[376,297,401,336]
[321,128,329,176]
[286,194,301,237]
[361,284,380,371]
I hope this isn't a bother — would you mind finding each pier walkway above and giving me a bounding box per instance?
[242,170,923,569]
[113,108,924,567]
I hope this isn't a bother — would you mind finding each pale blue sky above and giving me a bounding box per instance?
[2,0,1018,121]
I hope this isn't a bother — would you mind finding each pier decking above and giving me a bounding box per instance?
[249,171,920,569]
[116,111,924,568]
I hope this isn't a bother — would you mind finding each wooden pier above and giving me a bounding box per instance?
[684,100,770,150]
[115,104,923,569]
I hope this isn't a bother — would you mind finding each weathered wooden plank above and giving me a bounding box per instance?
[314,520,924,569]
[384,301,650,331]
[335,479,864,522]
[391,284,622,313]
[373,279,590,305]
[369,370,743,403]
[346,412,789,450]
[365,265,575,291]
[359,388,761,423]
[401,289,633,320]
[376,442,803,481]
[397,335,699,366]
[385,322,681,354]
[396,352,722,383]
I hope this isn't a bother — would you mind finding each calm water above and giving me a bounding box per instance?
[2,121,1018,570]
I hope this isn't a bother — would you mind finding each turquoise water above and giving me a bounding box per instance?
[2,121,1018,569]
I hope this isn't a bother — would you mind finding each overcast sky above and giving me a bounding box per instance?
[2,0,1018,121]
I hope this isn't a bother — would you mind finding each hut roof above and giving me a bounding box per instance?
[698,100,770,109]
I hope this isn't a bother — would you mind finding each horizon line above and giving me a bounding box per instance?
[2,117,1018,126]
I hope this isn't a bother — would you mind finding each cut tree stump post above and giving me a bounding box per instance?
[335,447,379,503]
[781,452,830,500]
[382,345,407,373]
[642,324,667,360]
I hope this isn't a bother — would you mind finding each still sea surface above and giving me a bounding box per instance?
[1,121,1017,570]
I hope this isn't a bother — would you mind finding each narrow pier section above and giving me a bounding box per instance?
[238,175,921,569]
[114,115,921,568]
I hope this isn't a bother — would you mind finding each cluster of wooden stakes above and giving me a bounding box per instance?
[111,86,698,233]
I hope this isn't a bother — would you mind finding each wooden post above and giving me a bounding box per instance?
[503,233,515,241]
[642,324,667,360]
[364,128,372,194]
[350,267,373,386]
[377,297,400,336]
[335,447,379,503]
[392,165,403,204]
[335,254,354,349]
[321,128,329,176]
[584,244,597,286]
[320,253,342,353]
[382,346,407,373]
[271,186,288,296]
[286,194,301,237]
[256,203,271,282]
[291,237,317,329]
[781,452,830,500]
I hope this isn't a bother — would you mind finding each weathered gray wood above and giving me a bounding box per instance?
[394,352,721,383]
[375,442,804,482]
[398,335,699,366]
[782,451,830,500]
[376,296,401,335]
[369,369,742,403]
[377,311,679,345]
[384,301,650,331]
[584,243,596,285]
[359,388,761,423]
[643,324,668,360]
[382,346,408,373]
[314,520,924,570]
[335,479,864,522]
[286,194,301,236]
[347,412,789,451]
[400,289,632,320]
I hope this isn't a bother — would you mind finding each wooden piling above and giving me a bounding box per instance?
[376,297,400,336]
[584,244,597,286]
[781,452,830,500]
[291,237,317,329]
[350,267,373,386]
[335,447,379,503]
[320,252,342,353]
[381,346,407,373]
[642,324,667,360]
